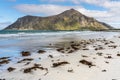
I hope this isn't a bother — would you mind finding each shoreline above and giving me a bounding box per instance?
[0,32,120,80]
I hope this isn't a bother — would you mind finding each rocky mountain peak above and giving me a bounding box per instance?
[59,8,83,17]
[4,9,113,30]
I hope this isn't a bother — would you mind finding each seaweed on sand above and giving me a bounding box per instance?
[79,59,95,68]
[23,64,48,74]
[52,61,69,67]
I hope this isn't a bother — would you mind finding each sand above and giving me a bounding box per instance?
[0,32,120,80]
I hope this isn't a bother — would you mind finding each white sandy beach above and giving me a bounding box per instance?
[0,31,120,80]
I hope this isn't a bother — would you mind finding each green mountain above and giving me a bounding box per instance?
[4,9,113,30]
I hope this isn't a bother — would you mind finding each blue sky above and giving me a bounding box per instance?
[0,0,120,29]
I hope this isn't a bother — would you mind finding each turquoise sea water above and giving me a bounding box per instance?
[0,30,67,34]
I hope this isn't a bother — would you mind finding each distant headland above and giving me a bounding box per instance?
[4,8,113,31]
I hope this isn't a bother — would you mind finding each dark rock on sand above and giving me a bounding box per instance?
[68,69,74,73]
[117,54,120,56]
[24,64,45,73]
[67,47,70,50]
[104,56,112,59]
[7,67,16,72]
[52,61,69,67]
[56,48,64,52]
[79,59,95,68]
[102,69,107,72]
[0,59,11,66]
[82,48,89,50]
[37,50,46,54]
[96,52,103,56]
[17,58,33,63]
[21,51,31,56]
[0,57,10,60]
[24,62,31,65]
[105,61,109,64]
[108,45,117,48]
[56,48,65,53]
[71,44,79,50]
[95,47,104,50]
[70,41,75,43]
[68,50,74,53]
[48,55,53,58]
[81,55,88,57]
[110,41,114,43]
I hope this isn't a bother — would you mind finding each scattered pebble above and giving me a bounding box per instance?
[104,56,112,59]
[68,69,74,73]
[48,55,53,58]
[102,69,107,72]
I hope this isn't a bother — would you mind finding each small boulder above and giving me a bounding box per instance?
[21,51,31,57]
[37,50,46,54]
[79,59,95,68]
[117,54,120,56]
[7,67,16,72]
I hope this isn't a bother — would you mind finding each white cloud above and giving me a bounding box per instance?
[77,0,120,28]
[15,2,120,28]
[71,0,95,4]
[15,4,79,16]
[15,4,109,17]
[0,22,11,30]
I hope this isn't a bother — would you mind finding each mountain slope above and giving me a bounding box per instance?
[4,9,113,30]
